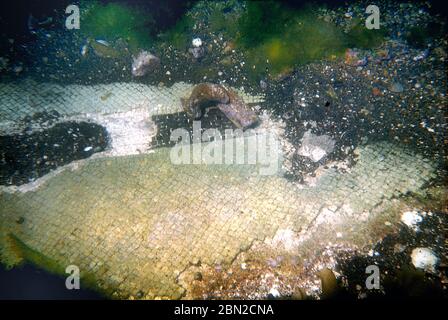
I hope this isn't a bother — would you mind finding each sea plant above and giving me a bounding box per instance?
[79,1,155,52]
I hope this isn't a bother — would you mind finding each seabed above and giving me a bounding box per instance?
[0,0,446,300]
[0,80,440,299]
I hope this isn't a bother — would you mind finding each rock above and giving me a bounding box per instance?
[181,83,259,129]
[411,248,439,273]
[217,100,259,129]
[188,46,206,60]
[394,243,406,253]
[372,87,382,96]
[90,40,122,59]
[189,37,206,60]
[192,37,202,48]
[272,67,294,81]
[181,83,229,119]
[298,130,335,162]
[389,82,404,93]
[131,51,160,77]
[357,56,368,67]
[401,210,423,231]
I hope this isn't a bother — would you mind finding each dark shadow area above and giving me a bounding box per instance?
[0,117,109,186]
[151,109,240,149]
[0,263,105,300]
[332,211,447,300]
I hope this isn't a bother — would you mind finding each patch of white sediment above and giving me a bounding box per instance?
[69,107,157,157]
[255,110,296,174]
[298,130,335,162]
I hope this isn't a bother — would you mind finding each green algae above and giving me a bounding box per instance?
[237,2,348,79]
[237,0,294,48]
[160,14,195,51]
[237,2,390,79]
[252,17,345,75]
[346,18,387,49]
[187,1,388,80]
[80,1,155,52]
[208,2,240,38]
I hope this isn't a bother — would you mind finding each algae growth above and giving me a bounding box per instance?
[160,1,387,80]
[236,1,386,78]
[160,14,195,51]
[80,1,155,52]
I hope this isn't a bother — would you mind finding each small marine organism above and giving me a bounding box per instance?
[95,39,110,46]
[413,48,430,61]
[80,43,89,56]
[344,48,368,66]
[181,83,259,129]
[81,38,123,59]
[188,46,206,60]
[188,37,206,60]
[131,50,160,77]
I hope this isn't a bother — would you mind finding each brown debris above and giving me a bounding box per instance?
[181,83,259,129]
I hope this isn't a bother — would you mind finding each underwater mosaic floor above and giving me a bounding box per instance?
[0,80,439,299]
[0,79,264,125]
